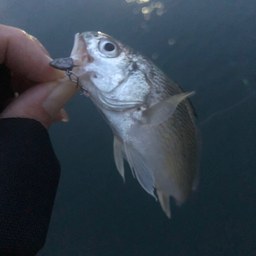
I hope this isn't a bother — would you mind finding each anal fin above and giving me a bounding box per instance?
[124,142,156,199]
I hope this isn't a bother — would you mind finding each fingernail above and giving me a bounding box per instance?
[45,54,53,62]
[55,70,66,79]
[60,108,69,122]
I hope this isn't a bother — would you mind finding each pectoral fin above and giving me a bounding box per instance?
[124,142,156,199]
[142,92,195,125]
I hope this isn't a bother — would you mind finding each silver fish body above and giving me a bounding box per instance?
[69,31,200,217]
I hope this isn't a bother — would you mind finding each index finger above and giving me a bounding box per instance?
[0,25,65,83]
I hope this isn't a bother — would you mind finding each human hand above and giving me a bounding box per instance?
[0,25,79,129]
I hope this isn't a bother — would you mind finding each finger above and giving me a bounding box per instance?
[53,108,69,123]
[0,79,79,129]
[11,71,36,94]
[0,25,65,83]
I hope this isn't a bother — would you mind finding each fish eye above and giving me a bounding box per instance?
[98,39,119,58]
[104,42,115,52]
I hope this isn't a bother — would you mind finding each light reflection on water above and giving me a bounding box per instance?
[151,52,159,60]
[126,0,150,3]
[126,0,175,59]
[125,0,166,21]
[168,38,175,45]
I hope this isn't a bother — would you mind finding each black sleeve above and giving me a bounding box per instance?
[0,118,61,256]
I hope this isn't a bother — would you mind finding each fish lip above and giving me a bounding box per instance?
[71,33,94,67]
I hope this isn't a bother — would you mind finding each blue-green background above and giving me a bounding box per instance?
[1,0,256,255]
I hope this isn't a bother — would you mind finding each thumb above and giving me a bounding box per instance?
[0,80,79,129]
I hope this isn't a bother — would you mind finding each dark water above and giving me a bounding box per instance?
[1,0,256,255]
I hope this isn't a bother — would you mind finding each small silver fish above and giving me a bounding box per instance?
[66,32,200,217]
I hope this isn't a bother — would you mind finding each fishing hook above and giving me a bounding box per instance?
[49,57,88,95]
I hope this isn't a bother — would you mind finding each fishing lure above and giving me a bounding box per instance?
[49,57,80,87]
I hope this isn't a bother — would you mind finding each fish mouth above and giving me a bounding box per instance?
[70,33,94,69]
[69,33,94,94]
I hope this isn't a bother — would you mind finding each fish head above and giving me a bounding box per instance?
[70,31,131,93]
[70,32,152,111]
